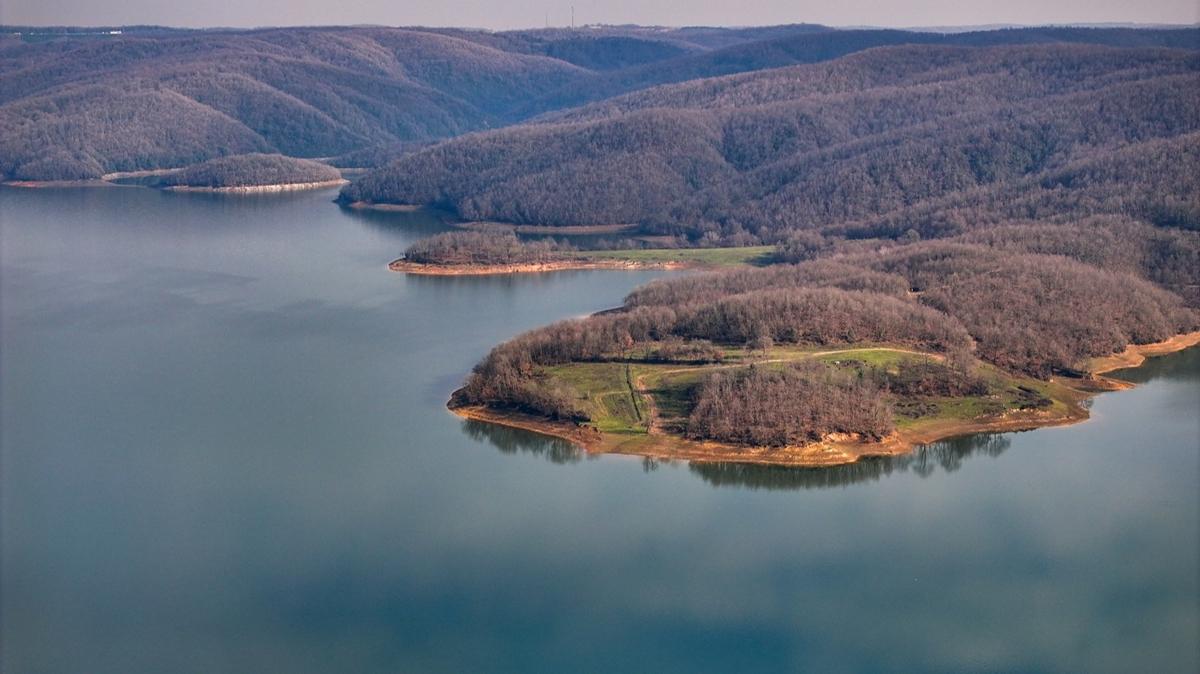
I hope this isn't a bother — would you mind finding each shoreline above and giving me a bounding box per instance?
[3,179,118,188]
[389,258,688,275]
[449,332,1200,468]
[163,179,348,194]
[5,176,348,193]
[1085,332,1200,375]
[449,401,1089,468]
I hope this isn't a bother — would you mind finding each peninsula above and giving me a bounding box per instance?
[447,244,1200,467]
[389,230,775,275]
[158,154,346,193]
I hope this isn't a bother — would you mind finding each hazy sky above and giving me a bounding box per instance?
[2,0,1197,30]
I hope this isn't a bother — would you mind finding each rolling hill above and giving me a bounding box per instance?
[342,43,1200,239]
[2,24,1196,180]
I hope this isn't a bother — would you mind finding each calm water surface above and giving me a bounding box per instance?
[2,186,1198,673]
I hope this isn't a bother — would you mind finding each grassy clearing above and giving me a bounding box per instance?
[814,348,922,368]
[579,245,776,267]
[542,345,1075,439]
[545,362,647,435]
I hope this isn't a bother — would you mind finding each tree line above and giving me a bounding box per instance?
[403,231,574,265]
[685,362,895,446]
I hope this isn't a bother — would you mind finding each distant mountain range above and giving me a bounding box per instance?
[2,24,1196,180]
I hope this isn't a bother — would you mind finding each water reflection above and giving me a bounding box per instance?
[689,433,1011,490]
[461,419,588,464]
[336,202,454,239]
[461,411,1013,489]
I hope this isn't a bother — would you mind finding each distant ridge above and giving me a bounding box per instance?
[2,24,1196,180]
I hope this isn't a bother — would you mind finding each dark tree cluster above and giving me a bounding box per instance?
[881,247,1198,376]
[866,357,991,398]
[160,153,341,188]
[671,287,972,352]
[644,338,725,364]
[686,362,895,446]
[952,217,1200,306]
[403,231,573,265]
[626,261,911,307]
[835,131,1200,244]
[633,239,1197,377]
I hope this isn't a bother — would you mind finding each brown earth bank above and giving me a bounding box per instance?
[389,258,688,275]
[449,401,1089,468]
[448,333,1200,468]
[1086,331,1200,375]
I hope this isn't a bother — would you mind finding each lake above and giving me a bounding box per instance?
[2,185,1197,673]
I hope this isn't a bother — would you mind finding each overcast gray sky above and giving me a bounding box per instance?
[2,0,1197,31]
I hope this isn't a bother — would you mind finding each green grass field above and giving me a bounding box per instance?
[544,362,649,435]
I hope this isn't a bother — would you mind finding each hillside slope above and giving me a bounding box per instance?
[0,27,587,179]
[342,44,1200,238]
[2,25,1196,180]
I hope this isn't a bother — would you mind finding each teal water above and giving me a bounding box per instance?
[2,186,1198,673]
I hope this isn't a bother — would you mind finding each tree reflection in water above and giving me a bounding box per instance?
[462,416,1012,490]
[690,433,1012,490]
[461,419,587,464]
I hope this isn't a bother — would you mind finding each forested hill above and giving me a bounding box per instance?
[0,26,587,180]
[2,24,1196,180]
[342,43,1200,241]
[520,26,1200,115]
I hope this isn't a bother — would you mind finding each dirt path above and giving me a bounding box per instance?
[632,373,662,435]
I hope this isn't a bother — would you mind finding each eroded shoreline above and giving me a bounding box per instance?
[448,332,1200,468]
